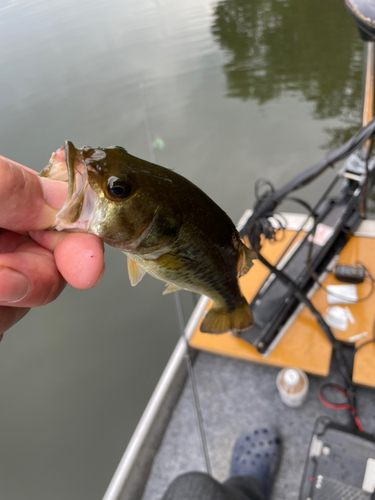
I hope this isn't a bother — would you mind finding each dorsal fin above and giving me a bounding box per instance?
[127,257,146,286]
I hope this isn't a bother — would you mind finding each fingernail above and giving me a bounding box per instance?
[0,267,31,303]
[39,177,67,211]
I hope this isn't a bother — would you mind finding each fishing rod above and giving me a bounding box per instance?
[139,83,213,475]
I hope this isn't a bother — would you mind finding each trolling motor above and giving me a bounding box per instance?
[239,0,375,356]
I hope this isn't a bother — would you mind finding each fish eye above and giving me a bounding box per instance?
[107,176,132,200]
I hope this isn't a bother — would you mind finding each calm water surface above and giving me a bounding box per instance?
[0,0,364,499]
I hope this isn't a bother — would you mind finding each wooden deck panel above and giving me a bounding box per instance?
[189,232,375,386]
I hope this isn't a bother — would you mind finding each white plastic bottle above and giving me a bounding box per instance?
[276,367,309,407]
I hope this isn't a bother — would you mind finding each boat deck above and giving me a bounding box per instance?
[142,352,375,500]
[104,215,375,500]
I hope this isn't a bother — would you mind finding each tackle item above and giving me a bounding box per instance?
[299,417,375,500]
[276,368,309,408]
[334,264,366,284]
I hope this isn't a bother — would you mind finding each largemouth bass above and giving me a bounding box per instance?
[39,141,256,334]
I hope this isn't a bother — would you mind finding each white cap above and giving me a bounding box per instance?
[283,369,300,386]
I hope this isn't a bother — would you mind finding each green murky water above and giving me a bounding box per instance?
[0,0,365,498]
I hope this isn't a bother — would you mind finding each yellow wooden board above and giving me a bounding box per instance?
[189,232,375,386]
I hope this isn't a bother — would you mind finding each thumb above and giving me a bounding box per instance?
[0,156,67,232]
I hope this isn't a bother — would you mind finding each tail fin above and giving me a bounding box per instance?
[200,299,253,334]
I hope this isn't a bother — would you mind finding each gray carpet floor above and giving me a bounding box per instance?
[142,351,375,500]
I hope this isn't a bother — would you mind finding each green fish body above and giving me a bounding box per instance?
[40,141,256,334]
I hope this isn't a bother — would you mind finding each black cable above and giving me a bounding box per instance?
[274,117,375,200]
[267,214,287,242]
[247,229,363,428]
[248,198,368,428]
[240,117,375,243]
[281,198,367,303]
[243,179,287,250]
[247,193,356,389]
[318,383,364,432]
[254,178,275,199]
[288,197,366,428]
[255,251,353,386]
[354,337,375,353]
[253,212,362,427]
[285,196,317,218]
[292,186,375,303]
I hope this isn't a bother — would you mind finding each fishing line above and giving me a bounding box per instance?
[139,83,157,164]
[174,292,212,476]
[139,82,212,475]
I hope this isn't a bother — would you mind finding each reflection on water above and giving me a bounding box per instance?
[212,0,363,148]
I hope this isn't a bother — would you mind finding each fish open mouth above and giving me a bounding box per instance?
[39,141,98,232]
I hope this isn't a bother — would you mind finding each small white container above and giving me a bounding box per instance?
[276,367,309,408]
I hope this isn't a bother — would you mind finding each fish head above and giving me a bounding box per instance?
[39,141,162,249]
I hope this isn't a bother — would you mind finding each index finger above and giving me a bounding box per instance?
[0,156,67,232]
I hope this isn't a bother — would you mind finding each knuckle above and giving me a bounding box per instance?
[0,159,43,231]
[0,160,26,199]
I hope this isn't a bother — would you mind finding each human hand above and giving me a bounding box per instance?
[0,156,105,340]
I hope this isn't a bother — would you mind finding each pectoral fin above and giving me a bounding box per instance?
[239,245,257,277]
[127,257,146,286]
[162,283,182,295]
